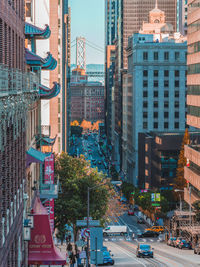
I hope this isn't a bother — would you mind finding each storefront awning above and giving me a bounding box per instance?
[26,147,51,166]
[28,197,66,265]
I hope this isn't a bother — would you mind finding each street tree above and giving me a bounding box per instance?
[174,128,190,192]
[54,152,109,241]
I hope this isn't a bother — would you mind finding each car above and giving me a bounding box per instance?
[194,243,200,254]
[137,217,145,224]
[138,231,159,238]
[145,226,164,233]
[167,237,177,246]
[178,240,192,249]
[174,237,183,248]
[128,210,134,216]
[136,243,154,258]
[102,251,114,265]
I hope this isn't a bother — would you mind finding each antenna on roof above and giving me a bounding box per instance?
[155,0,158,9]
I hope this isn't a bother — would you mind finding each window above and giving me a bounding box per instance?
[175,91,179,97]
[154,101,158,108]
[175,122,179,128]
[143,80,148,87]
[175,52,180,60]
[143,52,148,61]
[143,70,148,77]
[154,91,158,97]
[164,122,169,129]
[154,70,158,77]
[143,112,148,118]
[175,112,179,118]
[143,101,148,108]
[164,101,169,108]
[164,70,169,77]
[154,122,158,129]
[175,70,179,77]
[164,52,169,60]
[164,80,169,87]
[143,122,148,129]
[154,112,158,118]
[164,91,169,97]
[175,101,179,108]
[143,91,148,97]
[154,80,158,87]
[154,52,159,60]
[175,80,179,87]
[164,112,169,118]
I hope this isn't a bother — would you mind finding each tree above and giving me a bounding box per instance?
[71,120,79,126]
[71,126,83,137]
[174,128,190,191]
[54,153,109,241]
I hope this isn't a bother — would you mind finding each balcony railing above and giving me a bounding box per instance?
[184,187,200,204]
[40,182,59,199]
[184,166,200,191]
[0,64,39,97]
[185,144,200,167]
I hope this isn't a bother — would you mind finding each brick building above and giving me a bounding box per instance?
[71,66,104,122]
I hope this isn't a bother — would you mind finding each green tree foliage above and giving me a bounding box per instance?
[174,128,190,191]
[54,152,109,241]
[70,126,83,137]
[121,182,136,200]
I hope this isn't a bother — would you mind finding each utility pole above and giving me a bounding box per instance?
[189,185,192,225]
[86,187,90,267]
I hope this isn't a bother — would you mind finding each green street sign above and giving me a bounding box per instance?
[152,203,160,207]
[131,192,135,195]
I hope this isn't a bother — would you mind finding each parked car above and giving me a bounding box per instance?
[136,243,154,258]
[194,244,200,254]
[128,210,134,216]
[138,231,159,238]
[102,251,114,265]
[178,240,192,249]
[137,217,145,224]
[167,237,176,246]
[174,237,183,248]
[145,226,164,233]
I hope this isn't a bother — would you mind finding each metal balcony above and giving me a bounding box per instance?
[184,187,200,205]
[185,144,200,167]
[184,166,200,191]
[40,182,59,199]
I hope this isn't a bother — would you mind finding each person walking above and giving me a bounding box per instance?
[69,251,76,267]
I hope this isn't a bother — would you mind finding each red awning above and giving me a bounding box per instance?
[28,197,66,265]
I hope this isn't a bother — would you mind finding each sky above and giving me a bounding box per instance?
[69,0,105,65]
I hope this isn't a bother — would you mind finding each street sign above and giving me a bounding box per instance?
[84,217,93,221]
[151,193,160,202]
[155,193,161,202]
[90,228,103,252]
[76,220,100,227]
[151,193,155,202]
[152,203,160,207]
[83,228,90,238]
[79,251,86,259]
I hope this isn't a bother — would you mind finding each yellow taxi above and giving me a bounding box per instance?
[145,226,164,233]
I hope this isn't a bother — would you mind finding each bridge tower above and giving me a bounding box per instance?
[76,37,86,70]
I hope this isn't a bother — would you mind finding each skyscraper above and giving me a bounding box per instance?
[184,1,200,204]
[112,0,177,170]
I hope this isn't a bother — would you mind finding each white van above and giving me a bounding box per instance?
[103,225,127,236]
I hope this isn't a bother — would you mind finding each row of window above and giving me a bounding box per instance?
[188,63,200,75]
[143,90,181,98]
[187,85,200,95]
[143,80,180,88]
[143,121,180,130]
[143,70,181,77]
[143,51,184,61]
[143,111,180,119]
[188,41,200,55]
[143,101,181,108]
[188,105,200,117]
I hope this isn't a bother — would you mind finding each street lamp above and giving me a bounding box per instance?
[174,189,184,212]
[86,182,106,267]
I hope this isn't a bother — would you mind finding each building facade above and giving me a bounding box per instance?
[184,0,200,205]
[177,0,188,36]
[71,67,104,122]
[122,31,187,186]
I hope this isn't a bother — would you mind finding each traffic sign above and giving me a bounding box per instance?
[84,217,93,221]
[76,220,100,227]
[83,228,90,238]
[90,228,103,252]
[152,203,160,207]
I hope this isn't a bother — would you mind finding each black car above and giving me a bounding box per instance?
[137,217,145,224]
[136,244,154,258]
[138,231,159,238]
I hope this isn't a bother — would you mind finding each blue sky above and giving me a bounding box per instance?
[69,0,104,65]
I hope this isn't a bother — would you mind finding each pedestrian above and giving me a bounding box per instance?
[132,233,135,240]
[69,251,76,267]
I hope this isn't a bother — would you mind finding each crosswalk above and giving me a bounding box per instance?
[103,236,162,243]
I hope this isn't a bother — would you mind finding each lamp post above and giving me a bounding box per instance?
[86,182,106,267]
[174,189,184,212]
